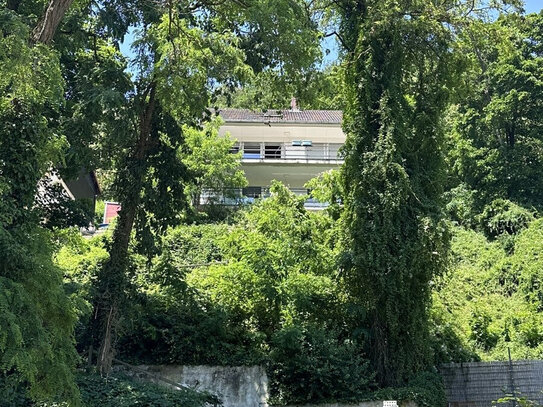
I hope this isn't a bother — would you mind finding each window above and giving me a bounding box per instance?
[243,143,261,159]
[264,144,282,159]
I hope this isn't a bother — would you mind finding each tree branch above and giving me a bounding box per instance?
[31,0,75,45]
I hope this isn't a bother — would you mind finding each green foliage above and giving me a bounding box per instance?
[2,371,216,407]
[182,117,247,207]
[76,372,217,407]
[0,9,79,405]
[268,325,373,404]
[94,200,105,225]
[219,65,345,110]
[339,0,454,386]
[55,230,110,348]
[60,183,374,403]
[0,228,80,405]
[369,371,447,407]
[478,199,535,239]
[443,183,477,227]
[305,169,343,220]
[495,393,542,407]
[433,220,543,361]
[447,13,543,210]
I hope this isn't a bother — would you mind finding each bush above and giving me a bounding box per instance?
[268,325,373,405]
[369,371,447,407]
[479,199,535,238]
[1,372,217,407]
[76,372,217,407]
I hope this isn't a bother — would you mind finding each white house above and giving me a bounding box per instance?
[214,103,345,207]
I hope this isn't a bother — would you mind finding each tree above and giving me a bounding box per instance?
[181,117,247,209]
[447,13,543,211]
[31,0,75,44]
[0,5,81,404]
[337,0,458,386]
[336,0,523,387]
[218,64,345,110]
[88,0,322,373]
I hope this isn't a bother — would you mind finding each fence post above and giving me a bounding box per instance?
[508,347,517,407]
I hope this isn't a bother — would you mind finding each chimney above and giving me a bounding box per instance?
[290,97,299,112]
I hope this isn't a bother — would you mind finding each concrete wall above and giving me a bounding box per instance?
[219,122,345,145]
[125,365,415,407]
[440,360,543,407]
[131,365,268,407]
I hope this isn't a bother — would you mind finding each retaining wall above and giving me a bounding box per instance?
[123,365,415,407]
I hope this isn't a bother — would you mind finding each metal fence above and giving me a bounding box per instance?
[440,360,543,407]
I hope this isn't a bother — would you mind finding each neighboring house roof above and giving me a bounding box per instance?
[64,170,101,200]
[217,108,343,125]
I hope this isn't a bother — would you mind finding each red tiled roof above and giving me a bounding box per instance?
[217,108,342,124]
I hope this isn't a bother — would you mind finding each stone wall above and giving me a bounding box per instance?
[440,360,543,407]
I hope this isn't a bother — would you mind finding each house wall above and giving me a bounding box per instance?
[220,122,345,188]
[219,122,345,145]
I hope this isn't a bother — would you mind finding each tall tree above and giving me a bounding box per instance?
[337,0,522,386]
[88,0,321,373]
[0,2,81,403]
[337,0,457,386]
[447,12,543,211]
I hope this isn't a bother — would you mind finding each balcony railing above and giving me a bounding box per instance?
[231,142,344,163]
[200,187,331,209]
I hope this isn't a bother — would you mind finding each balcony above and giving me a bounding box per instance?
[200,187,330,210]
[231,142,344,164]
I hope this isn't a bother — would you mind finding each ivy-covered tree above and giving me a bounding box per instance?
[0,6,81,405]
[337,0,460,386]
[337,0,523,387]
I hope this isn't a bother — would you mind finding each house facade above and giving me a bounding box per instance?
[102,105,345,225]
[215,106,345,207]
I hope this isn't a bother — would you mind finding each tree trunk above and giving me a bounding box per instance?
[94,84,157,375]
[32,0,74,44]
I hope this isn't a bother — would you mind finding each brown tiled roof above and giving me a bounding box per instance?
[216,108,342,124]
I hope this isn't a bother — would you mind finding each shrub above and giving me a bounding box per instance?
[76,372,217,407]
[268,325,373,404]
[479,199,535,238]
[369,371,447,407]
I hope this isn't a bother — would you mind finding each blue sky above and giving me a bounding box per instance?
[524,0,542,13]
